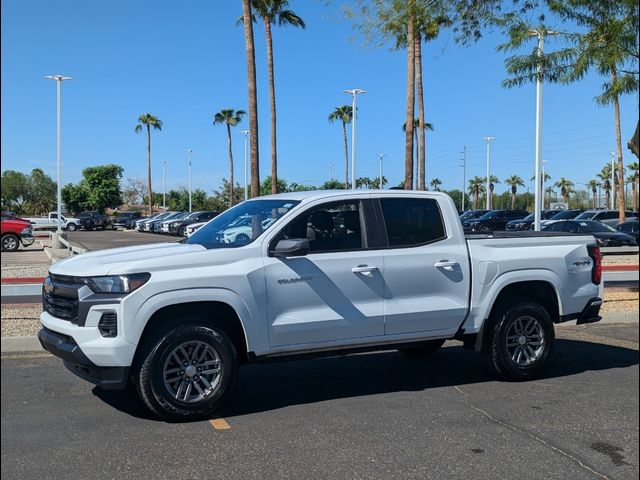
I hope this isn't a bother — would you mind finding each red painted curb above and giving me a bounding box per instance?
[1,277,45,285]
[602,265,639,272]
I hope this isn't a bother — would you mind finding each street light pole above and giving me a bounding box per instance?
[378,153,386,189]
[44,74,72,234]
[241,130,249,201]
[187,149,192,212]
[542,160,548,209]
[610,151,615,209]
[344,88,366,189]
[162,160,167,211]
[328,163,333,181]
[461,146,467,211]
[483,137,495,210]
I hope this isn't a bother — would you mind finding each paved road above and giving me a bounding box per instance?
[0,242,49,266]
[2,323,638,480]
[66,229,179,251]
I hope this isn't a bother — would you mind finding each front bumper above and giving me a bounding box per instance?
[20,233,35,246]
[38,327,129,389]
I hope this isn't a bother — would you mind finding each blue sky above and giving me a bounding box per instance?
[1,0,638,197]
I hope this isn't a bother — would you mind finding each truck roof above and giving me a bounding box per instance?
[255,189,449,202]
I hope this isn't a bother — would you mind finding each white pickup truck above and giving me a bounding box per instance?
[26,212,80,231]
[38,191,603,421]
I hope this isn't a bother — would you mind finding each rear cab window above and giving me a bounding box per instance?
[380,197,446,247]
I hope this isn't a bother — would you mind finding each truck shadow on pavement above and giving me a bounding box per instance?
[93,338,638,421]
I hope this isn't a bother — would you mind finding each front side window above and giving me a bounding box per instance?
[277,201,363,253]
[381,198,445,247]
[187,199,299,249]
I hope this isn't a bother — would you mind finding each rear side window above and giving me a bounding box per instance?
[380,198,445,247]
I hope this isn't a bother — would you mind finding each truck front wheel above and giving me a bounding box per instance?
[133,323,238,421]
[1,234,20,251]
[484,300,554,381]
[66,223,77,232]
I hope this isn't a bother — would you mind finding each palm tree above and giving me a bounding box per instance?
[504,175,525,209]
[554,177,575,205]
[214,109,246,207]
[586,179,600,209]
[628,161,639,212]
[328,105,353,189]
[430,178,442,191]
[482,175,500,209]
[403,118,434,189]
[403,0,416,190]
[597,164,613,209]
[468,176,485,209]
[241,0,260,198]
[250,0,305,195]
[134,114,163,216]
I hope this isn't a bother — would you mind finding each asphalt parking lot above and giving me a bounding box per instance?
[2,323,638,480]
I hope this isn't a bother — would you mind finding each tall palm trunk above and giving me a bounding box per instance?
[264,18,278,195]
[242,0,260,198]
[227,124,235,207]
[403,3,415,190]
[631,181,637,211]
[342,121,349,189]
[415,31,426,191]
[511,188,516,209]
[612,70,626,223]
[146,126,152,216]
[592,188,597,209]
[473,191,478,209]
[414,129,419,189]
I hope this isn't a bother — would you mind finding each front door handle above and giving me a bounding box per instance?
[351,265,379,276]
[434,261,459,271]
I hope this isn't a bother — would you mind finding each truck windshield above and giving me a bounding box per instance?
[186,199,300,249]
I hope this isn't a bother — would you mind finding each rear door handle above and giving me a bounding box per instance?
[351,265,379,276]
[434,261,459,271]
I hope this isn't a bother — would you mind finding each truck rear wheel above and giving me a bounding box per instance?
[133,322,237,422]
[484,299,554,381]
[398,339,445,358]
[66,223,77,231]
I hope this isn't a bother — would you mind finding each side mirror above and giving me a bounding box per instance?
[270,238,309,257]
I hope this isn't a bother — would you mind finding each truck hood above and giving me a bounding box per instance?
[48,242,209,277]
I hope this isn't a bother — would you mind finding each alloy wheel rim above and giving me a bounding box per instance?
[163,341,222,404]
[3,237,18,249]
[505,315,545,366]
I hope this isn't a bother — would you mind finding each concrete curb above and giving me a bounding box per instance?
[1,312,637,354]
[1,336,42,353]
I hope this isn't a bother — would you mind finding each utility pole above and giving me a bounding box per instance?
[162,160,167,211]
[328,163,333,181]
[483,137,495,210]
[378,153,386,189]
[461,146,467,211]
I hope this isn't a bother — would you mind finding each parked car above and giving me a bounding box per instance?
[542,220,638,246]
[148,212,183,233]
[1,214,35,251]
[168,211,219,236]
[140,212,175,232]
[574,209,638,227]
[135,214,161,231]
[112,211,142,230]
[616,220,639,243]
[76,211,110,231]
[459,209,490,222]
[185,221,206,237]
[505,210,558,231]
[463,209,529,233]
[160,212,191,233]
[25,212,80,231]
[40,190,603,421]
[539,209,585,228]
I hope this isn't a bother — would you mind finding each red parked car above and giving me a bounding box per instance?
[1,213,35,251]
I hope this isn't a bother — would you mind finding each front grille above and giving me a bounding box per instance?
[43,276,80,323]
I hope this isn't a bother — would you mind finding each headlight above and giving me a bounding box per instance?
[20,227,32,235]
[82,273,150,294]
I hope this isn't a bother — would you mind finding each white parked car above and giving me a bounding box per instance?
[222,217,276,244]
[39,190,603,421]
[185,221,206,237]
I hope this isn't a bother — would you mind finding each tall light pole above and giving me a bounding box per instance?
[542,160,548,209]
[344,88,366,189]
[187,149,193,212]
[529,28,558,231]
[44,74,72,235]
[241,130,249,201]
[162,160,167,211]
[378,153,386,189]
[483,137,495,210]
[328,163,333,181]
[610,151,616,209]
[461,146,467,212]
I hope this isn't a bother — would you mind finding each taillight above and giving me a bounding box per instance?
[587,245,602,285]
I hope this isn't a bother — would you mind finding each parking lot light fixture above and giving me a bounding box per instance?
[187,149,193,212]
[241,131,249,201]
[344,89,366,189]
[44,74,73,234]
[483,137,495,210]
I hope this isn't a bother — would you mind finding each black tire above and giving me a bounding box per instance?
[1,234,20,251]
[484,299,554,381]
[66,223,77,232]
[398,339,445,358]
[133,322,237,422]
[178,226,186,236]
[480,224,492,233]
